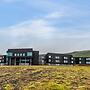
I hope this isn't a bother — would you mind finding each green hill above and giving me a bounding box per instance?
[69,50,90,57]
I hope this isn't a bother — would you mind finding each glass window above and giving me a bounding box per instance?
[55,60,60,63]
[64,60,68,63]
[86,58,90,60]
[55,56,60,59]
[14,53,17,56]
[8,52,13,56]
[71,61,73,63]
[79,61,81,64]
[49,56,51,58]
[64,57,68,59]
[86,61,90,64]
[17,53,19,56]
[20,53,23,56]
[0,57,2,59]
[27,52,32,56]
[49,59,51,62]
[23,53,25,56]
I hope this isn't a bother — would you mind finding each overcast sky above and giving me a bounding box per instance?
[0,0,90,54]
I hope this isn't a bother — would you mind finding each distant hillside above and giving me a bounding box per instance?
[69,50,90,57]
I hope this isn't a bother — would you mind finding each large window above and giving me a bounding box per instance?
[64,57,68,59]
[64,60,68,63]
[8,52,13,56]
[55,56,60,59]
[20,53,23,56]
[79,58,82,60]
[49,59,51,62]
[79,61,81,64]
[27,52,32,56]
[14,53,17,56]
[86,58,90,60]
[17,53,19,56]
[23,53,25,56]
[86,61,90,64]
[49,55,51,58]
[71,61,73,63]
[55,60,60,63]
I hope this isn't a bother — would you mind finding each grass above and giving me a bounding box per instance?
[69,50,90,57]
[0,66,89,90]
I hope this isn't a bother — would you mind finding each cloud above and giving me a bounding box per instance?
[45,11,64,19]
[0,15,90,54]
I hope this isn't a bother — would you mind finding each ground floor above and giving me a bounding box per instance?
[8,57,32,65]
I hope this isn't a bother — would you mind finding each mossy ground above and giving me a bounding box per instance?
[0,65,89,90]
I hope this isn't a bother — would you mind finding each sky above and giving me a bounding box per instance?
[0,0,90,54]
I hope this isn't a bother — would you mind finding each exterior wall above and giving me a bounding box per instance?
[85,57,90,64]
[39,54,46,65]
[74,57,90,65]
[32,51,39,65]
[6,48,39,65]
[45,53,73,65]
[0,55,7,65]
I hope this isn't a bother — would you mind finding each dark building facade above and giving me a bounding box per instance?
[45,53,73,65]
[0,55,7,65]
[0,48,89,66]
[7,48,39,65]
[74,57,90,65]
[39,54,46,65]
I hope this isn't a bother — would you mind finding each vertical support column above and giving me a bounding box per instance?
[15,58,16,65]
[24,58,26,65]
[9,58,11,65]
[29,59,31,65]
[19,58,21,65]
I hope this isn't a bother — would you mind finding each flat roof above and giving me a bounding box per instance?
[7,48,33,52]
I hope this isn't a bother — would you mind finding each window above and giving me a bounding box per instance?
[23,53,25,56]
[79,61,81,64]
[49,59,51,62]
[64,57,68,59]
[27,52,32,56]
[17,53,19,56]
[79,58,82,60]
[0,57,2,59]
[20,53,23,56]
[55,56,60,59]
[55,60,60,63]
[64,60,68,63]
[21,59,26,63]
[42,60,44,63]
[86,61,90,64]
[41,56,44,59]
[49,56,51,58]
[14,53,17,56]
[71,61,73,63]
[8,52,13,56]
[71,57,74,60]
[86,58,90,60]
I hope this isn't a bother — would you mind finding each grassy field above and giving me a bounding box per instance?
[0,66,90,90]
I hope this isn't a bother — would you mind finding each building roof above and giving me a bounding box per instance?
[47,53,72,56]
[7,48,33,52]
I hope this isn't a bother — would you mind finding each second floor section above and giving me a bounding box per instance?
[7,48,38,57]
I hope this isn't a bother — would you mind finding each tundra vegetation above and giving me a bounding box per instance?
[0,66,89,90]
